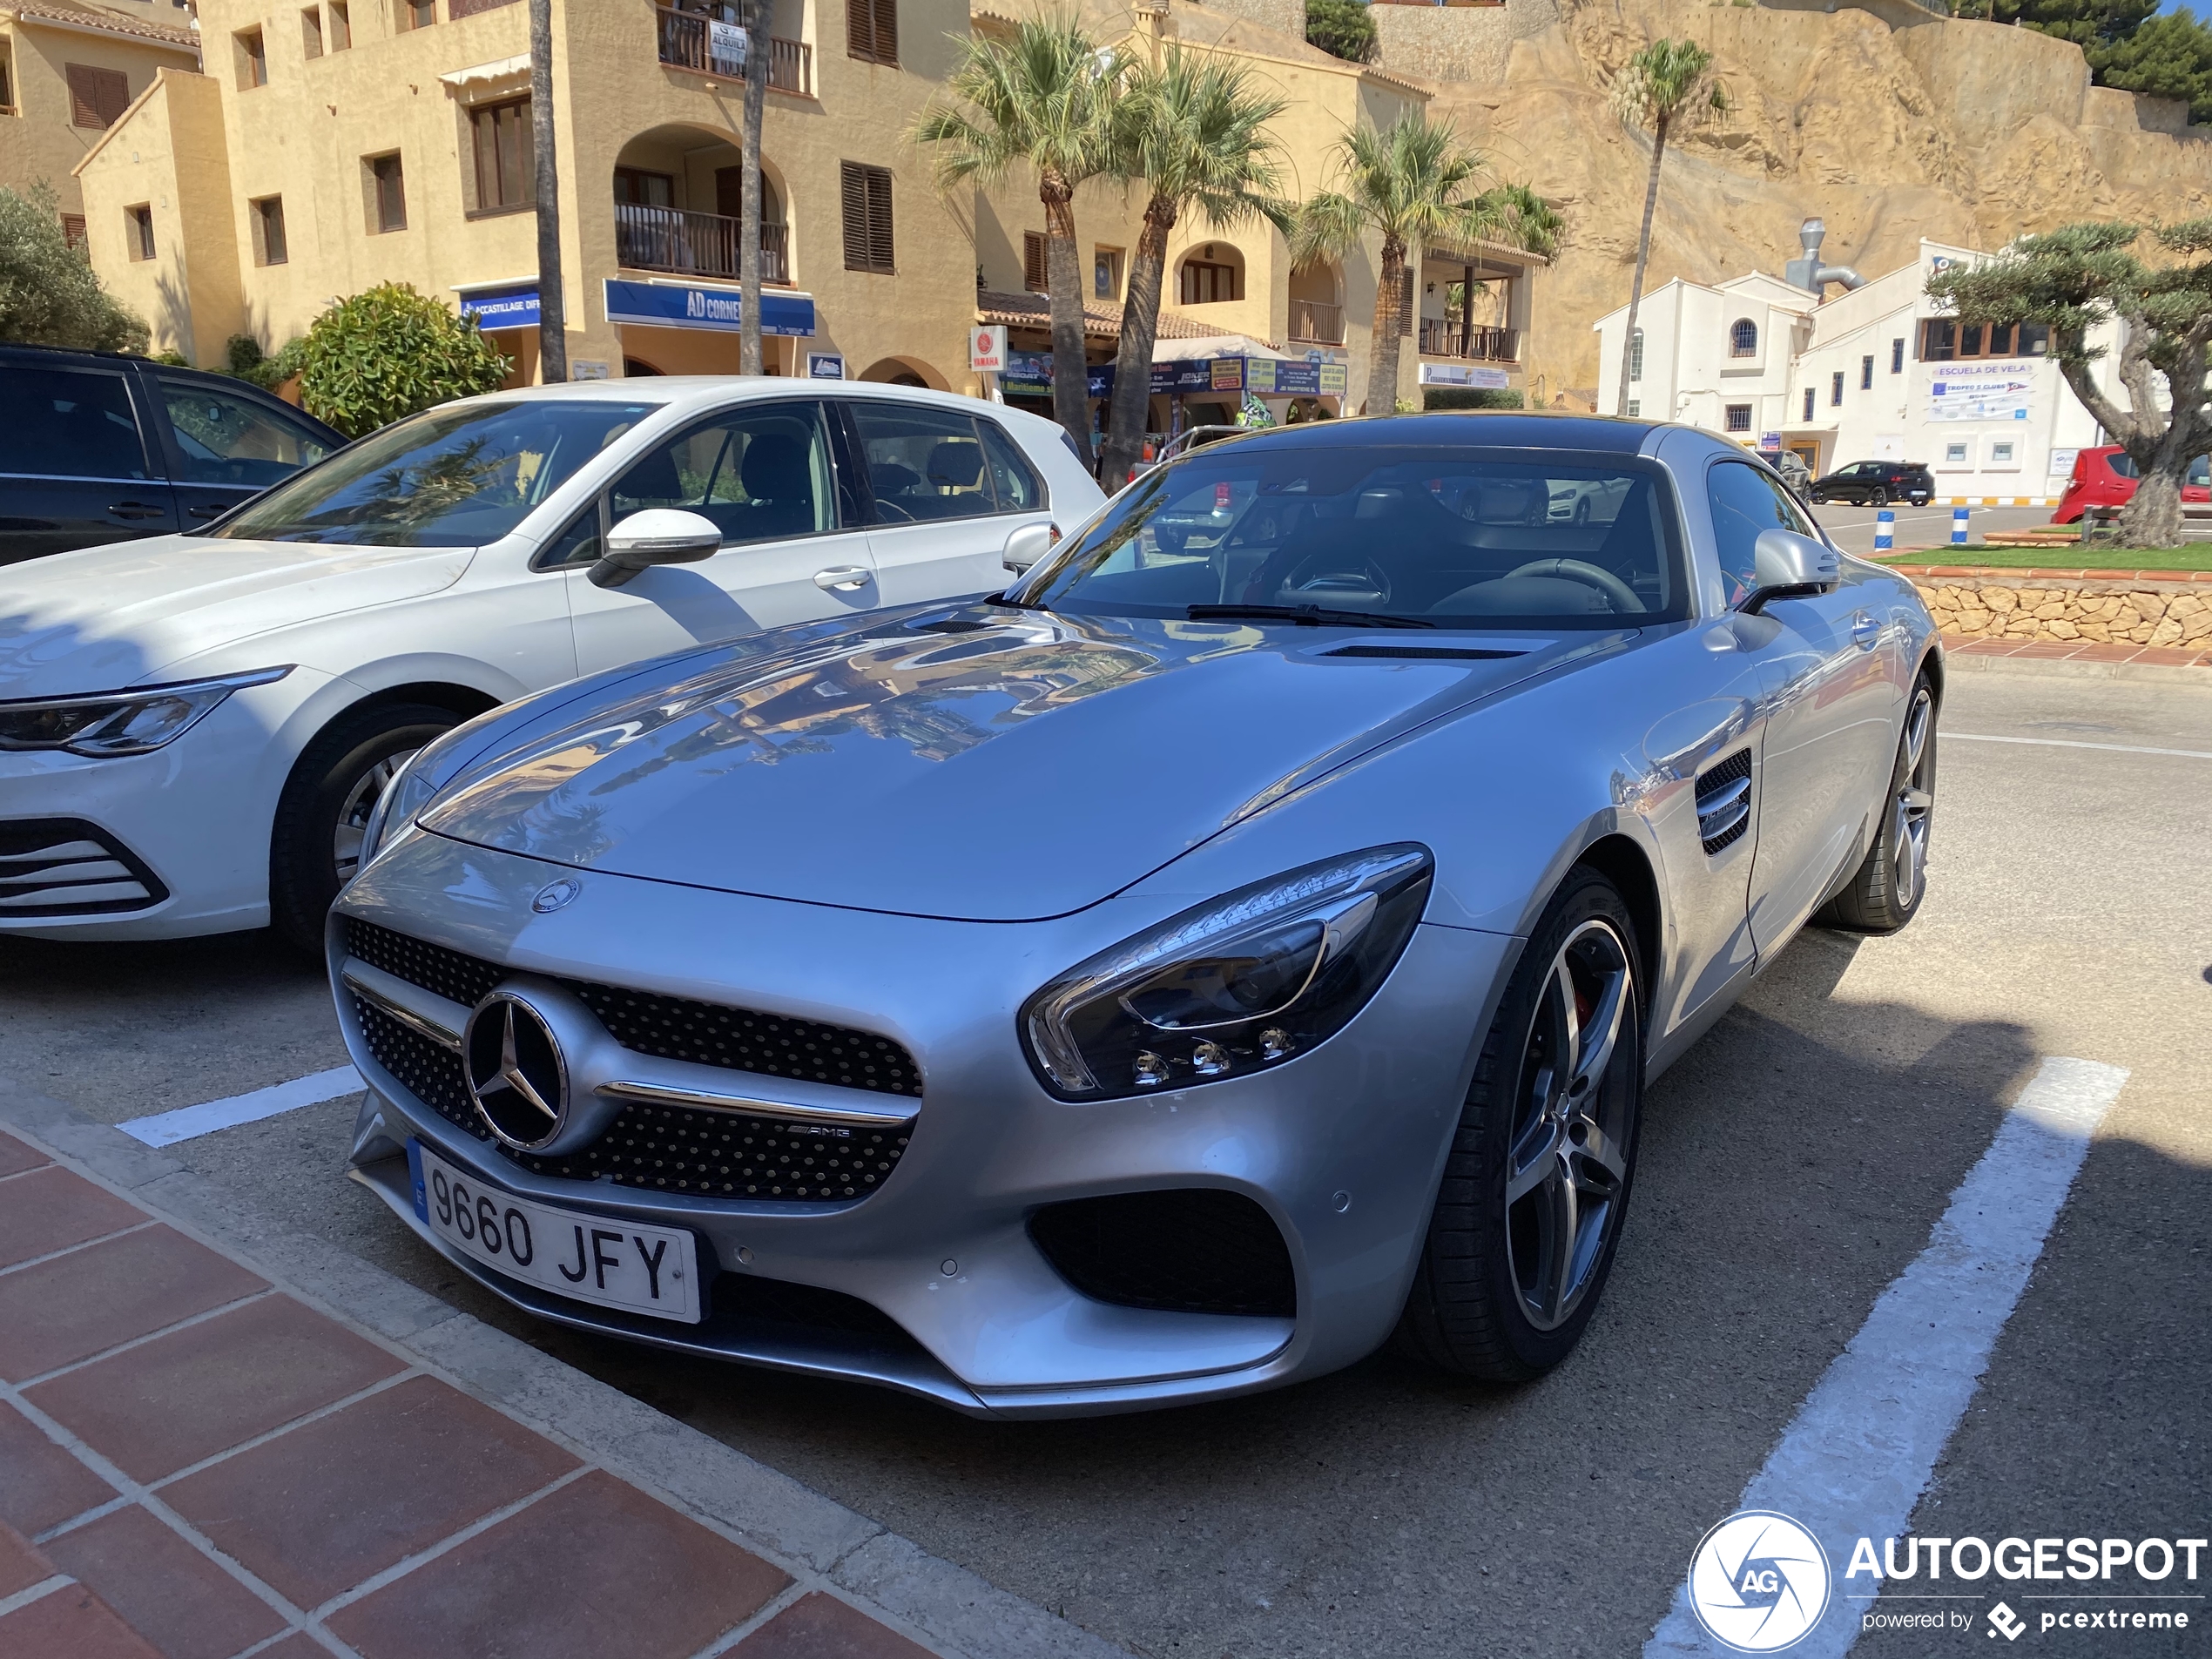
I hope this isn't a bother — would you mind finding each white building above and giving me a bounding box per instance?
[1592,235,2123,507]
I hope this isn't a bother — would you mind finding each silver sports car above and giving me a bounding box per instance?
[329,415,1939,1417]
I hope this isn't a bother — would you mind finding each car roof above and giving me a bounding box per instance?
[432,375,1053,425]
[1215,412,1666,454]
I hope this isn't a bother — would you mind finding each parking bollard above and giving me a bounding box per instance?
[1952,507,1971,547]
[1873,509,1894,553]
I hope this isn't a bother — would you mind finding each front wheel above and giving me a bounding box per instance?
[270,702,459,953]
[1394,868,1645,1382]
[1818,677,1937,934]
[1869,486,1890,508]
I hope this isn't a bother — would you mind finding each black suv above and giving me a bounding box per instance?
[0,344,344,565]
[1806,459,1936,508]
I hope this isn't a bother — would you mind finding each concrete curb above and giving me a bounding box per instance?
[0,1081,1133,1659]
[1940,651,2212,685]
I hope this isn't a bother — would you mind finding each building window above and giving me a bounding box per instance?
[1022,231,1047,294]
[1891,337,1904,374]
[1990,440,2016,464]
[1725,403,1752,433]
[1920,319,1956,361]
[368,152,406,232]
[237,28,267,87]
[1944,441,1968,464]
[1831,370,1844,407]
[840,160,894,273]
[847,0,897,64]
[302,8,323,56]
[1802,386,1815,421]
[252,196,288,266]
[127,204,154,260]
[65,64,131,129]
[1,51,12,115]
[330,1,352,47]
[1179,257,1238,306]
[1094,246,1122,300]
[1860,354,1873,390]
[613,165,674,207]
[402,0,436,28]
[60,213,87,251]
[1626,400,1640,417]
[1730,318,1757,358]
[470,98,532,212]
[1629,327,1643,382]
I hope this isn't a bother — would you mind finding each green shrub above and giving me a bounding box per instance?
[1305,0,1379,64]
[297,282,511,438]
[223,333,306,390]
[1424,387,1526,410]
[0,185,149,353]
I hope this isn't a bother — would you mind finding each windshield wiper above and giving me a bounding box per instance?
[1186,604,1436,631]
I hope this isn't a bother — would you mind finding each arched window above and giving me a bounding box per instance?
[1629,328,1644,382]
[1730,318,1758,358]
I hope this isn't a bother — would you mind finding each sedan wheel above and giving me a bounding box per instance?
[1870,487,1890,507]
[1818,676,1938,934]
[1395,868,1644,1380]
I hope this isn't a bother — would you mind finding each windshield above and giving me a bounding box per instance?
[1014,445,1687,629]
[208,400,656,546]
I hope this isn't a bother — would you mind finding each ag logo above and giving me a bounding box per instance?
[1687,1511,1832,1652]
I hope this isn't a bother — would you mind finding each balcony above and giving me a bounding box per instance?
[655,10,813,96]
[1419,321,1519,362]
[615,203,789,285]
[1288,298,1345,346]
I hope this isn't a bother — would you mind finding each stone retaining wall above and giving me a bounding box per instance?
[1898,568,2212,649]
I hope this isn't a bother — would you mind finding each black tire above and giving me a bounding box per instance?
[1869,486,1889,508]
[1809,493,1826,506]
[1818,675,1938,934]
[269,702,458,953]
[1394,867,1646,1382]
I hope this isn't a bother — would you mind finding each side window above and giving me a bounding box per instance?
[538,497,605,569]
[0,366,148,480]
[156,376,333,487]
[977,420,1044,511]
[1708,462,1814,607]
[2189,455,2210,489]
[610,402,835,546]
[850,401,999,524]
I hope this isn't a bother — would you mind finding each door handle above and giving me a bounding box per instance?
[107,502,168,520]
[185,504,227,519]
[813,566,872,591]
[1851,611,1880,651]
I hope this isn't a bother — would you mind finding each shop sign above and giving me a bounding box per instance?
[969,325,1007,373]
[806,352,845,380]
[1418,362,1510,389]
[708,20,747,72]
[602,278,815,337]
[1928,360,2033,422]
[458,287,539,330]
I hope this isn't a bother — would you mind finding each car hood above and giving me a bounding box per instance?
[419,606,1594,922]
[0,536,472,697]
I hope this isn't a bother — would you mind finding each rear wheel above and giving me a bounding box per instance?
[1394,868,1644,1382]
[1818,677,1937,934]
[270,702,458,953]
[1869,486,1890,508]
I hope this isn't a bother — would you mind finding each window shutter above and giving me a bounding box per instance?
[1023,233,1046,294]
[841,162,867,269]
[850,0,897,63]
[867,168,894,272]
[841,162,893,273]
[871,0,898,63]
[67,64,130,129]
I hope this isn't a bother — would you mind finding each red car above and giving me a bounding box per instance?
[2054,444,2209,523]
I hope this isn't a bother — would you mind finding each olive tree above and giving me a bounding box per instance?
[1928,220,2212,548]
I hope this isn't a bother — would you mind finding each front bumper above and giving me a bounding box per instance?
[333,832,1514,1417]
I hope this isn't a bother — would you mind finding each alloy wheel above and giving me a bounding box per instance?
[1892,686,1935,909]
[332,747,421,885]
[1502,918,1636,1332]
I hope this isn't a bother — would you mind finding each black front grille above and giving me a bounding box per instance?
[1029,1190,1296,1318]
[353,997,488,1139]
[1695,749,1754,855]
[0,818,167,918]
[511,1102,908,1202]
[712,1272,918,1344]
[343,919,923,1099]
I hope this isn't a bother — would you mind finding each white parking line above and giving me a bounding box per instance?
[1946,732,2212,761]
[1644,1055,2130,1658]
[119,1065,365,1148]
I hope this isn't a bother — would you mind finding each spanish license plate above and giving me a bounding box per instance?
[407,1141,702,1324]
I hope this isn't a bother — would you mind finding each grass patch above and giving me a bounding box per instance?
[1877,543,2212,571]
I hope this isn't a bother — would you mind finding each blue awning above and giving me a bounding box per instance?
[603,278,815,338]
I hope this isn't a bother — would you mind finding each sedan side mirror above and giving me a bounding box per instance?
[589,509,724,590]
[1002,520,1056,577]
[1736,529,1841,614]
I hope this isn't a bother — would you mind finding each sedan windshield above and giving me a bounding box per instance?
[1016,445,1687,629]
[208,401,656,547]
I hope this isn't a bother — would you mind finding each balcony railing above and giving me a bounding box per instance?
[615,202,789,285]
[1287,298,1345,345]
[655,10,813,95]
[1419,320,1519,362]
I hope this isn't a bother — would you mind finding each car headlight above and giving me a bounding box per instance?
[0,667,292,758]
[353,717,484,874]
[1022,845,1433,1100]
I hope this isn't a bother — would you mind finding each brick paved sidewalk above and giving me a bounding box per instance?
[0,1127,936,1659]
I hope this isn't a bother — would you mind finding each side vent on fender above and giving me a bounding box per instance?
[1695,750,1753,855]
[1323,644,1526,662]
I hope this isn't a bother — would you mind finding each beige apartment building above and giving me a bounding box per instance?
[2,0,199,226]
[73,0,1542,418]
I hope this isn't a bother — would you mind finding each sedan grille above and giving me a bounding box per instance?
[0,819,166,917]
[1695,750,1753,855]
[1029,1190,1296,1318]
[511,1104,909,1203]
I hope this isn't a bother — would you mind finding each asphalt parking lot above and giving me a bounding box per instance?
[1811,503,2058,557]
[3,665,2207,1658]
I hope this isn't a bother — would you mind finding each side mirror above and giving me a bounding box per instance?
[588,509,724,590]
[1002,520,1056,577]
[1736,529,1841,614]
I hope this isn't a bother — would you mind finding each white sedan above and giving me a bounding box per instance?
[0,379,1100,948]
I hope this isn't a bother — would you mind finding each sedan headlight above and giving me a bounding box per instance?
[0,667,291,758]
[1022,845,1433,1100]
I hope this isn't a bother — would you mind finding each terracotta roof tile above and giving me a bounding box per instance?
[9,0,200,51]
[975,288,1228,341]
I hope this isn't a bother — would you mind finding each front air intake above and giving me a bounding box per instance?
[1029,1190,1295,1318]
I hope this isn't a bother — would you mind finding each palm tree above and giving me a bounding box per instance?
[916,19,1122,459]
[1608,38,1725,416]
[1291,112,1559,415]
[528,0,565,381]
[737,0,769,375]
[1097,48,1291,484]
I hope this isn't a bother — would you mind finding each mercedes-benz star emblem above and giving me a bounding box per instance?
[463,992,569,1149]
[532,878,583,914]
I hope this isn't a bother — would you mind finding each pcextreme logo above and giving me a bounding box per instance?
[1687,1511,1832,1653]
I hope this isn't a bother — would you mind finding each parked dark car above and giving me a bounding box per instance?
[0,344,342,564]
[1807,459,1935,508]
